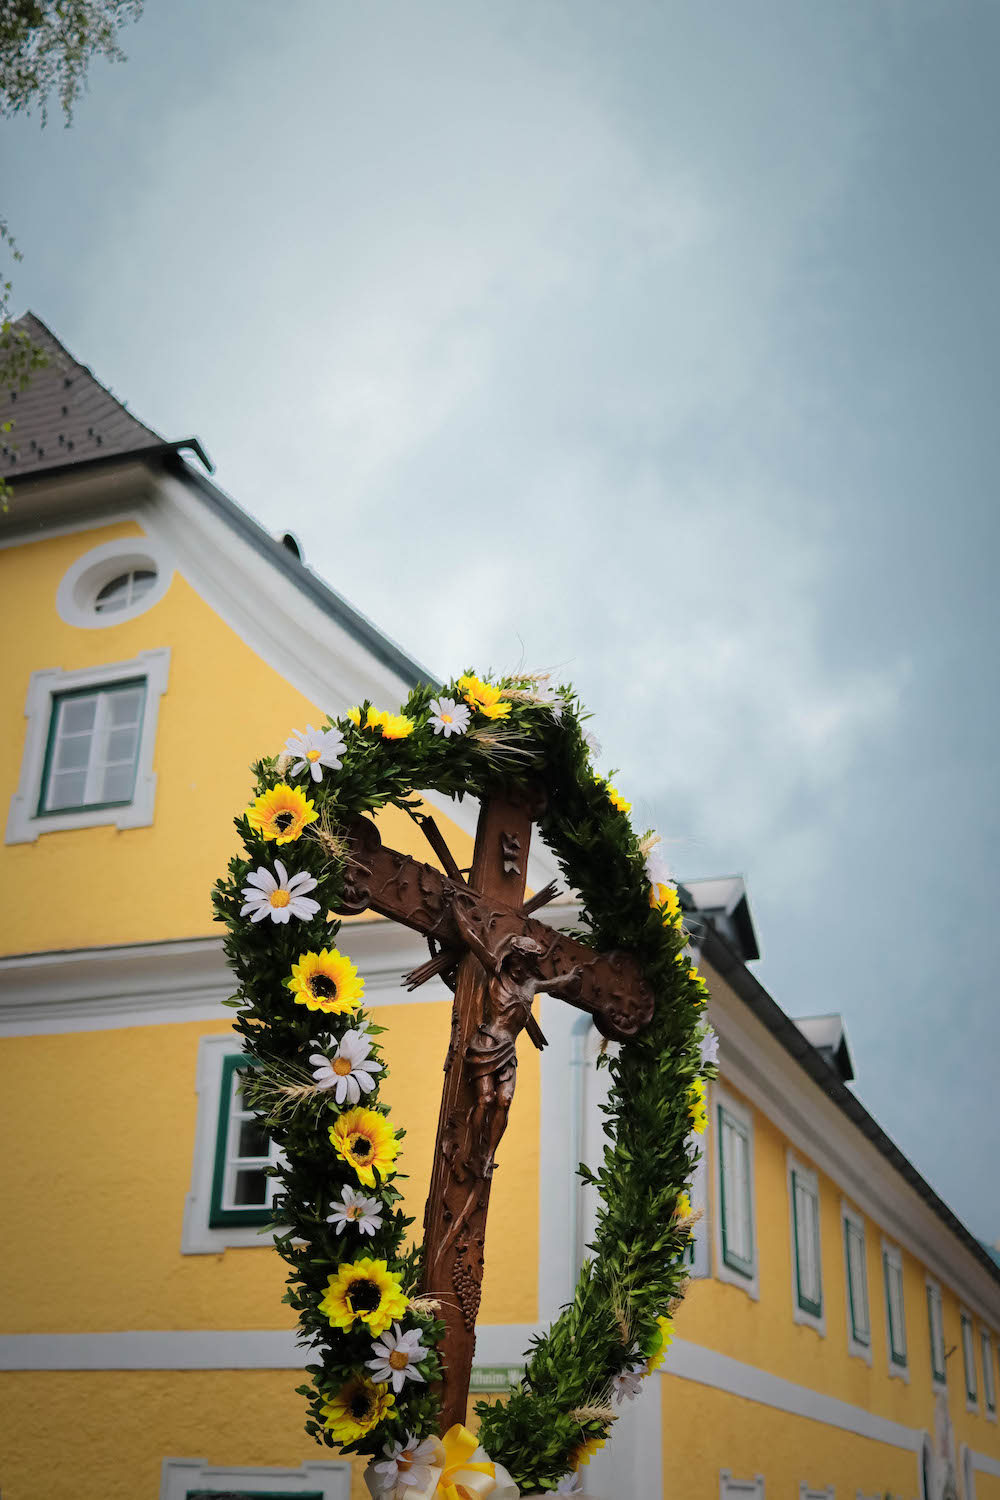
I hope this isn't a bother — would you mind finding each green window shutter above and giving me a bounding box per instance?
[209,1053,277,1229]
[961,1313,979,1404]
[791,1168,822,1319]
[38,678,146,816]
[718,1104,754,1279]
[927,1284,947,1383]
[883,1247,908,1368]
[844,1216,870,1346]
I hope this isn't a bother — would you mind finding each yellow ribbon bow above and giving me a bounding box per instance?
[393,1424,520,1500]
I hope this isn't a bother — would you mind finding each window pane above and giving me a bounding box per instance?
[94,574,131,611]
[54,734,91,771]
[105,725,140,764]
[99,763,136,804]
[130,569,156,599]
[232,1168,269,1207]
[60,696,97,734]
[237,1118,271,1159]
[46,770,87,809]
[109,688,143,726]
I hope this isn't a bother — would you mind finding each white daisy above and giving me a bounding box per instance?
[535,678,565,719]
[611,1362,645,1404]
[370,1431,438,1494]
[325,1184,383,1237]
[239,860,321,924]
[309,1028,382,1104]
[366,1322,428,1393]
[644,839,673,888]
[284,723,346,781]
[583,729,602,758]
[556,1472,584,1495]
[428,696,471,737]
[699,1025,719,1068]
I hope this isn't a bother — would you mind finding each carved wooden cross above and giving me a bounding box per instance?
[334,787,655,1429]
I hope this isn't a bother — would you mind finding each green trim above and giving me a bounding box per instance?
[718,1104,754,1278]
[791,1169,822,1319]
[927,1285,946,1383]
[962,1312,978,1404]
[37,677,146,817]
[844,1218,870,1346]
[883,1250,908,1367]
[982,1331,996,1414]
[208,1052,274,1229]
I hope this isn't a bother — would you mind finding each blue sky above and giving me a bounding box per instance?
[3,0,998,1237]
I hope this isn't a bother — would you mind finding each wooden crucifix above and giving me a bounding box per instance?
[333,787,655,1430]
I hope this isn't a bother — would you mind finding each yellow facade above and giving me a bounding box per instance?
[3,466,1000,1500]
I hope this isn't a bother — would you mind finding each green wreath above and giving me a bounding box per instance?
[213,671,717,1495]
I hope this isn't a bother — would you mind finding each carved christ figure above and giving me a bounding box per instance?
[448,891,582,1183]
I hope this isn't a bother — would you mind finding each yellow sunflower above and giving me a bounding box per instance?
[330,1106,399,1187]
[649,881,682,926]
[320,1375,394,1443]
[688,965,709,1003]
[288,948,364,1014]
[570,1435,606,1470]
[245,783,318,845]
[319,1256,408,1336]
[645,1315,674,1374]
[457,674,512,720]
[688,1076,707,1134]
[606,784,631,815]
[380,712,415,739]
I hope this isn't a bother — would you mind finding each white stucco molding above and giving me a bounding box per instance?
[55,535,174,628]
[160,1457,350,1500]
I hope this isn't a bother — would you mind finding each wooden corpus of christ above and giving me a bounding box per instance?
[334,790,655,1431]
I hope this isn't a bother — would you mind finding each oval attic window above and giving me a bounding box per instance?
[93,568,158,614]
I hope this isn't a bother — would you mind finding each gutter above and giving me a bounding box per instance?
[698,923,1000,1291]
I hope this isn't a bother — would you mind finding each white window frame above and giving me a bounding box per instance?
[787,1152,825,1334]
[881,1238,909,1382]
[842,1200,872,1364]
[713,1086,759,1300]
[160,1457,350,1500]
[800,1487,834,1500]
[56,535,173,629]
[720,1472,765,1499]
[982,1329,997,1420]
[182,1033,283,1254]
[961,1307,979,1412]
[926,1275,947,1389]
[6,649,169,843]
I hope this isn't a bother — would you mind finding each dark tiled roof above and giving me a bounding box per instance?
[1,312,162,477]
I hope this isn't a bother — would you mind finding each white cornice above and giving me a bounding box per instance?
[708,969,1000,1331]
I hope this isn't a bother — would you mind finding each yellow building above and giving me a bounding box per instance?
[1,314,998,1500]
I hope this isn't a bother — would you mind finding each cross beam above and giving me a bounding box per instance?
[331,797,654,1429]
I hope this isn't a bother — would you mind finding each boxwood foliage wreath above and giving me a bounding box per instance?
[212,671,718,1496]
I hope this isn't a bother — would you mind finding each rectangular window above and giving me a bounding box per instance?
[844,1209,871,1350]
[719,1104,754,1278]
[927,1281,946,1385]
[39,679,146,814]
[719,1473,765,1499]
[883,1244,908,1370]
[962,1311,979,1406]
[791,1164,823,1320]
[982,1331,996,1416]
[209,1054,281,1228]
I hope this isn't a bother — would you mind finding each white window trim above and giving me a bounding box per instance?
[686,1126,711,1280]
[981,1328,997,1421]
[6,649,170,844]
[56,535,174,629]
[720,1471,765,1499]
[787,1151,825,1335]
[800,1487,835,1500]
[182,1033,283,1254]
[961,1306,980,1413]
[925,1274,947,1390]
[842,1199,872,1365]
[160,1456,350,1500]
[881,1237,910,1383]
[713,1085,759,1301]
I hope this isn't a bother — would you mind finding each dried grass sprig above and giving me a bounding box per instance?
[569,1405,617,1425]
